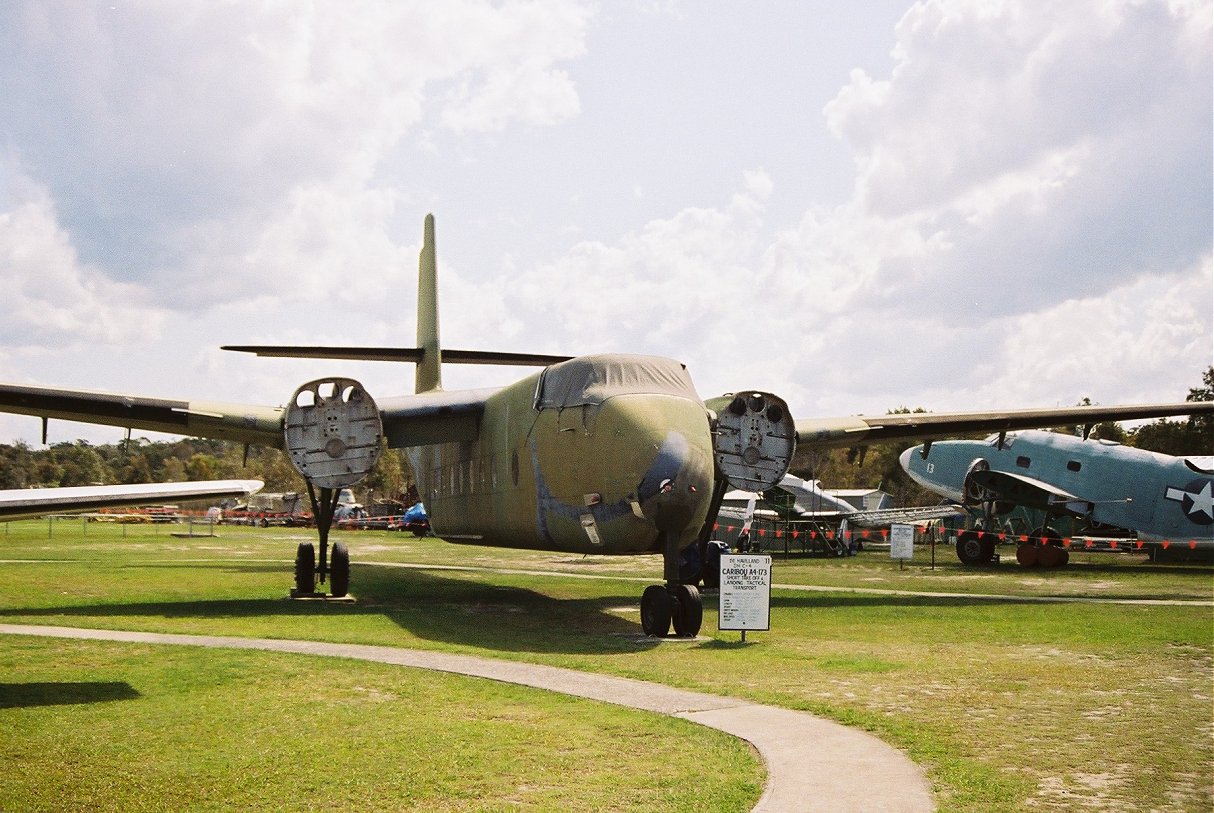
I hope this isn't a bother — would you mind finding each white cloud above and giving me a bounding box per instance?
[823,0,1211,308]
[0,181,164,349]
[0,0,594,299]
[0,0,1208,448]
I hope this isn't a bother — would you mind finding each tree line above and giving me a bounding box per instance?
[1,368,1209,508]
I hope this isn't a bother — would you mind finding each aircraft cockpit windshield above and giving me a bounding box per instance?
[534,354,700,410]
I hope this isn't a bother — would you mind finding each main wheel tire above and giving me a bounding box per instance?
[671,583,703,638]
[1031,527,1066,568]
[294,542,316,594]
[1037,544,1063,568]
[1016,542,1039,567]
[956,531,985,565]
[640,585,673,637]
[330,542,350,597]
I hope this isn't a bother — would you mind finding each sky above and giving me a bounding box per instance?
[0,0,1210,448]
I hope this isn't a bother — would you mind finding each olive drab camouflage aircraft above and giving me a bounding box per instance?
[1,215,1211,637]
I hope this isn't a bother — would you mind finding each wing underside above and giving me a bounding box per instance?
[0,480,264,521]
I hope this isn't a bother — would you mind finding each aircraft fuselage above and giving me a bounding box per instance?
[901,430,1214,547]
[407,357,716,556]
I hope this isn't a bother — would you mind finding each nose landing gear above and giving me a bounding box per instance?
[640,531,705,638]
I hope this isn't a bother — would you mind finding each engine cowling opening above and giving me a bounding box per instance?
[284,377,383,489]
[712,391,796,491]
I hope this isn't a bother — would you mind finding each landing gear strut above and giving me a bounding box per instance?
[283,377,382,599]
[291,483,352,598]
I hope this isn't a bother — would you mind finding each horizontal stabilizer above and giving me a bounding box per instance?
[222,346,571,367]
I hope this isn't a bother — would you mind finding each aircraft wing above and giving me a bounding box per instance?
[843,504,968,528]
[0,383,504,450]
[794,401,1214,451]
[0,479,264,522]
[0,383,286,447]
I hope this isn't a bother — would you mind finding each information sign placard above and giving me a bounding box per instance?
[718,553,772,632]
[890,523,915,560]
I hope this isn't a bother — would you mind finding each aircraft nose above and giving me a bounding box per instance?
[636,429,714,532]
[604,395,715,536]
[899,446,916,473]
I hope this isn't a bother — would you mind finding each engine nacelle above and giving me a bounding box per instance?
[962,457,994,505]
[711,391,796,492]
[284,378,383,489]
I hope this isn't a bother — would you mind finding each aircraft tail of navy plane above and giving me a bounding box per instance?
[0,215,1211,636]
[900,430,1214,565]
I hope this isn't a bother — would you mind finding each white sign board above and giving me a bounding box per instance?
[718,553,772,631]
[890,523,915,560]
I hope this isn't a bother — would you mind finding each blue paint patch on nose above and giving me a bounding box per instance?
[637,431,692,503]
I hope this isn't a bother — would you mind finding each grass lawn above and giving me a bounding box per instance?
[2,519,1211,811]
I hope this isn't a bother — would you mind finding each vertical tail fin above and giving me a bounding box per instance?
[416,214,442,393]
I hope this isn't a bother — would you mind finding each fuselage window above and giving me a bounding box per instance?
[1066,460,1081,472]
[1016,456,1031,469]
[511,450,520,487]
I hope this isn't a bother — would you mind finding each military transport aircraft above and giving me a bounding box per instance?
[900,430,1214,566]
[0,480,263,522]
[0,215,1211,637]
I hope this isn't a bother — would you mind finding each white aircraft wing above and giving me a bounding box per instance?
[0,480,264,522]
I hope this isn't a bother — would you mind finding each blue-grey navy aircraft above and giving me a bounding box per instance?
[1,215,1211,637]
[900,430,1214,566]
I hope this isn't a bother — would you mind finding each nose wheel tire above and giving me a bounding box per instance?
[671,583,703,637]
[641,585,673,637]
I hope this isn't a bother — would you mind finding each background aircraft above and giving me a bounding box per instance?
[0,216,1210,637]
[900,430,1214,566]
[0,479,263,522]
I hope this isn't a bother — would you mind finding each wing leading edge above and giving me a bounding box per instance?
[793,401,1214,453]
[0,381,500,451]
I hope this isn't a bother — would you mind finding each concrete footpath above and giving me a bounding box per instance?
[1,623,935,812]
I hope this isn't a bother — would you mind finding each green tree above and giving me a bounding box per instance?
[1129,366,1214,454]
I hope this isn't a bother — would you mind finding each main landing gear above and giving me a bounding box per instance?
[283,377,382,600]
[1016,526,1069,568]
[291,484,352,598]
[640,531,704,638]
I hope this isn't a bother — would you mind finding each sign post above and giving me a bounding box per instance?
[718,553,772,642]
[890,523,915,570]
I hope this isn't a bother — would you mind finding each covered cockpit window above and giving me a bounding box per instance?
[535,354,701,410]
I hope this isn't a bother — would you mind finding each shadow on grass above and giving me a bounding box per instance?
[0,564,661,656]
[0,681,140,708]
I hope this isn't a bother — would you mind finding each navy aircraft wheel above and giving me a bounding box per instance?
[1037,544,1064,567]
[330,542,350,597]
[1032,527,1066,568]
[294,542,316,594]
[1015,543,1039,567]
[640,585,673,637]
[671,583,703,637]
[956,531,986,565]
